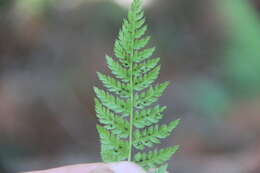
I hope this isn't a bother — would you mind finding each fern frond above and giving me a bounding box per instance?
[133,119,180,150]
[152,164,168,173]
[106,56,130,82]
[94,0,180,171]
[134,105,166,128]
[134,65,161,91]
[97,72,130,98]
[134,146,179,169]
[114,39,124,59]
[94,87,130,116]
[133,47,156,63]
[135,25,148,39]
[97,125,129,162]
[134,58,160,78]
[95,99,129,138]
[135,82,169,109]
[134,36,151,50]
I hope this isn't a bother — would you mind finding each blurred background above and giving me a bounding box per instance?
[0,0,260,172]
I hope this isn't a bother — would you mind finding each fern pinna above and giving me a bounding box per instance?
[94,0,179,172]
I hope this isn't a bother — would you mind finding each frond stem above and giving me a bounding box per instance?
[128,66,134,161]
[128,24,135,162]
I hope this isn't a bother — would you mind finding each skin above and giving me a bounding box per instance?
[23,163,104,173]
[22,162,147,173]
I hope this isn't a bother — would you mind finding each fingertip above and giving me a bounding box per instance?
[107,161,146,173]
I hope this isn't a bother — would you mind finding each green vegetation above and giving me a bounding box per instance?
[94,0,179,172]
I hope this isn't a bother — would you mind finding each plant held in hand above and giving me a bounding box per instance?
[94,0,180,172]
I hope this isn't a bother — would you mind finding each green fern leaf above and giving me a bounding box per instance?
[106,56,130,82]
[133,47,156,63]
[134,58,160,78]
[136,17,145,28]
[97,72,130,98]
[134,25,148,39]
[152,164,169,173]
[133,119,180,150]
[134,105,166,128]
[94,0,180,172]
[97,125,129,162]
[134,36,151,50]
[134,82,169,109]
[134,146,179,169]
[94,87,130,116]
[95,99,129,138]
[134,65,161,91]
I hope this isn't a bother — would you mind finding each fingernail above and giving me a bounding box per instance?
[89,165,114,173]
[108,161,146,173]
